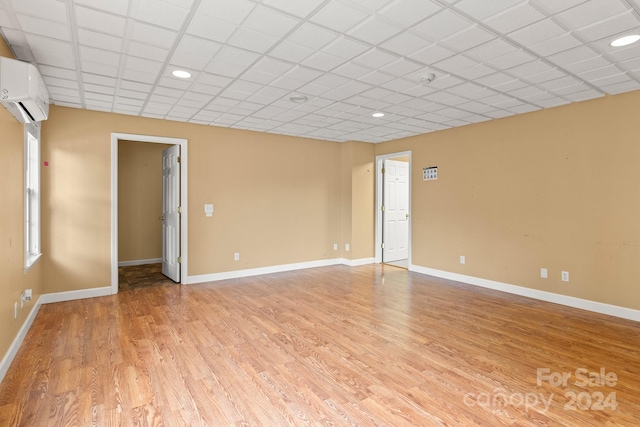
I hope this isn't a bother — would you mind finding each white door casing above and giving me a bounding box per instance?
[162,145,181,282]
[383,159,409,262]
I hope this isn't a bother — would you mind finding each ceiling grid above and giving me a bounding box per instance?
[1,0,640,142]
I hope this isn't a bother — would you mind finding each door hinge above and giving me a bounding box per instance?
[381,205,385,212]
[177,256,182,264]
[177,156,181,163]
[177,206,182,213]
[381,243,385,249]
[381,167,385,173]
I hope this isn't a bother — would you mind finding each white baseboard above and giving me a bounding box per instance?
[187,258,344,284]
[410,264,640,322]
[0,301,41,383]
[341,257,375,267]
[38,286,114,304]
[118,258,162,267]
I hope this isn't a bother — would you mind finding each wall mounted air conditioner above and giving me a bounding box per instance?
[0,57,50,123]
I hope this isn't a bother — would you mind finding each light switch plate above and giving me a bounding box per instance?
[204,204,214,217]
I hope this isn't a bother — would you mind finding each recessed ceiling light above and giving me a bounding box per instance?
[172,70,192,79]
[372,112,385,118]
[610,35,640,47]
[289,95,308,103]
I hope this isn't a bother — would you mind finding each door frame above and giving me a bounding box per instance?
[110,133,189,293]
[375,151,412,265]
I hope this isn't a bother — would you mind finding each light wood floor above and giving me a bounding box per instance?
[1,264,639,426]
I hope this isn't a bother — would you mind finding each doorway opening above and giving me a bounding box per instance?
[375,151,411,269]
[110,133,188,294]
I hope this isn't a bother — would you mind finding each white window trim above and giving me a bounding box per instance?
[25,122,41,272]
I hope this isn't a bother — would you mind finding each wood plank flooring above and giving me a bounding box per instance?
[1,264,639,426]
[119,263,175,291]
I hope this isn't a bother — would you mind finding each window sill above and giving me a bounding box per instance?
[25,253,42,273]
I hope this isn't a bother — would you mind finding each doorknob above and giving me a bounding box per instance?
[159,216,164,220]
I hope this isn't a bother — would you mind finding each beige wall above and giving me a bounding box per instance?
[350,142,375,260]
[0,42,43,368]
[42,106,343,291]
[118,141,166,262]
[377,90,640,310]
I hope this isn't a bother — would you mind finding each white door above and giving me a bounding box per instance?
[162,145,181,282]
[383,159,409,262]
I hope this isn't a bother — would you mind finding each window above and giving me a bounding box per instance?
[25,122,41,270]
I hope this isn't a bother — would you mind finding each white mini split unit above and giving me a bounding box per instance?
[0,57,49,123]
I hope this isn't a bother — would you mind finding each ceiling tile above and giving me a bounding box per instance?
[286,23,339,50]
[377,0,441,27]
[81,61,119,77]
[358,70,396,86]
[75,6,126,36]
[434,54,477,73]
[269,41,316,63]
[83,73,117,86]
[132,0,190,30]
[507,19,565,46]
[334,62,376,79]
[347,16,402,45]
[11,0,68,22]
[547,46,600,68]
[128,41,170,62]
[529,33,583,57]
[407,44,455,65]
[353,49,399,69]
[205,60,248,78]
[557,0,630,28]
[73,0,130,16]
[380,58,423,78]
[80,46,121,66]
[465,39,517,62]
[455,63,495,80]
[126,57,163,75]
[243,5,299,38]
[131,22,177,48]
[43,76,79,90]
[310,1,369,32]
[16,15,71,41]
[185,14,237,44]
[573,11,640,43]
[123,69,158,84]
[322,36,370,60]
[483,3,545,34]
[487,50,535,70]
[528,0,588,15]
[411,9,472,42]
[226,27,279,53]
[454,0,525,20]
[78,29,122,52]
[169,50,211,70]
[302,51,347,71]
[380,32,428,56]
[440,25,496,53]
[262,0,326,18]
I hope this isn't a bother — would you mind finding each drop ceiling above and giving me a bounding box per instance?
[1,0,640,143]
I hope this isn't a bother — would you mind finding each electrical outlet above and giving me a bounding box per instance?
[234,252,240,261]
[345,243,350,252]
[541,268,548,279]
[333,243,338,251]
[460,255,465,264]
[562,271,569,282]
